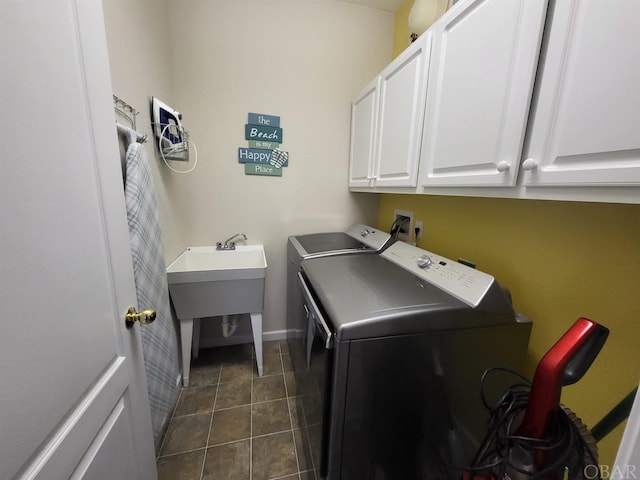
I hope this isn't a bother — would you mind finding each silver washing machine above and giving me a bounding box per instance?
[286,224,393,360]
[293,241,532,479]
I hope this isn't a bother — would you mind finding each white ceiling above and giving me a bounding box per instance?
[341,0,405,13]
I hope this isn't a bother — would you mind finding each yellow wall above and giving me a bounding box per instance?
[393,0,414,55]
[382,1,640,467]
[378,195,640,467]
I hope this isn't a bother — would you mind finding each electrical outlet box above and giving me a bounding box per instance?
[393,209,413,242]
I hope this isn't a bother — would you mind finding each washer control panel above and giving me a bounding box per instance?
[345,223,391,250]
[381,242,494,307]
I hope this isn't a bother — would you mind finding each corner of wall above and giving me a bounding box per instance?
[102,0,187,264]
[393,0,414,58]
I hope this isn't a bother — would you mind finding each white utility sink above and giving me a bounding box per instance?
[166,245,267,386]
[166,245,267,283]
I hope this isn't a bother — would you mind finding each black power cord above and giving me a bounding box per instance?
[462,368,601,480]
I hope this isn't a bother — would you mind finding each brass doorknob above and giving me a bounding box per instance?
[125,306,157,329]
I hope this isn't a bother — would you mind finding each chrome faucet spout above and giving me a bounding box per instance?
[217,233,247,250]
[225,233,247,245]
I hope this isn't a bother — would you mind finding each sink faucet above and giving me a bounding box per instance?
[216,233,247,250]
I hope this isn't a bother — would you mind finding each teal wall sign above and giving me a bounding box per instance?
[249,140,280,150]
[238,147,288,167]
[248,113,280,128]
[240,112,287,177]
[245,163,282,176]
[245,124,283,143]
[238,148,271,164]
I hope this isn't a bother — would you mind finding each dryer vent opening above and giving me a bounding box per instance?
[392,209,414,243]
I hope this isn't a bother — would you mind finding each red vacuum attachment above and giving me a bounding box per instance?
[464,317,609,480]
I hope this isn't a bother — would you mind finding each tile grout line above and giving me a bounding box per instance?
[281,340,302,478]
[251,428,298,440]
[250,346,255,480]
[200,362,221,480]
[156,387,182,460]
[156,445,208,459]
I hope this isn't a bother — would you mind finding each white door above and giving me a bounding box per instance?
[521,0,640,186]
[614,384,640,477]
[375,31,431,188]
[419,0,547,187]
[0,1,157,479]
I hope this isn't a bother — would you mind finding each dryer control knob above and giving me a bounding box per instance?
[416,254,433,269]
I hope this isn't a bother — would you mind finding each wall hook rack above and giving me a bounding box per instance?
[113,94,147,144]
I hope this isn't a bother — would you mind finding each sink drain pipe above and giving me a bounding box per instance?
[222,315,239,337]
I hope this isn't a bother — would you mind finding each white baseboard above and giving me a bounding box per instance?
[263,329,288,342]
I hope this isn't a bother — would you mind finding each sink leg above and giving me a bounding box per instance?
[192,318,201,360]
[179,318,193,387]
[250,312,263,376]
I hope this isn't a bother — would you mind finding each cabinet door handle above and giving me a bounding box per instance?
[496,161,510,172]
[522,158,538,171]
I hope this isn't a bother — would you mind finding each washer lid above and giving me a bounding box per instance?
[301,252,514,341]
[290,224,392,257]
[293,232,370,255]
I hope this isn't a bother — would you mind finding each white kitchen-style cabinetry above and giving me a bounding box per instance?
[521,0,640,187]
[348,0,640,203]
[349,79,378,188]
[348,31,431,188]
[419,0,547,187]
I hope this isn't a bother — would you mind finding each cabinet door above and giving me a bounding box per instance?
[419,0,547,187]
[349,78,379,187]
[522,0,640,186]
[374,31,432,187]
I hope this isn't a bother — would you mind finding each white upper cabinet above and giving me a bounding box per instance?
[348,0,639,202]
[349,79,379,188]
[375,31,432,187]
[522,0,640,187]
[419,0,548,187]
[349,31,432,188]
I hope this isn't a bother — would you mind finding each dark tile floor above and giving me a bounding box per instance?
[156,340,315,480]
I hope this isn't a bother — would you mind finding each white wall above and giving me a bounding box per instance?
[165,0,393,335]
[102,0,188,262]
[103,0,392,336]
